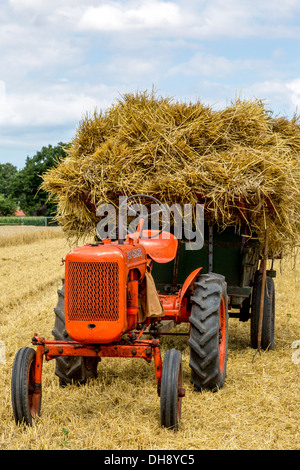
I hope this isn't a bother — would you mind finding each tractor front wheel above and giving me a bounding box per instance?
[160,349,184,430]
[11,347,41,426]
[189,273,228,391]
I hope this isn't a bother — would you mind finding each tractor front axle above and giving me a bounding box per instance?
[31,334,163,394]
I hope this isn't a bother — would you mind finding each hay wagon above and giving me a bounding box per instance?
[152,221,276,351]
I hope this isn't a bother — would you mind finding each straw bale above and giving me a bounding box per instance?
[41,90,300,256]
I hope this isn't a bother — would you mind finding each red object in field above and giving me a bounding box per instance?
[11,198,210,430]
[64,229,180,344]
[14,209,26,217]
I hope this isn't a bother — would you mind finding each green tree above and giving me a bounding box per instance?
[0,194,17,216]
[9,143,68,216]
[0,163,19,216]
[0,163,18,197]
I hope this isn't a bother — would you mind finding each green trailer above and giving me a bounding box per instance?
[152,222,276,350]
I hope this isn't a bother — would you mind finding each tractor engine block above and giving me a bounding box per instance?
[64,242,146,344]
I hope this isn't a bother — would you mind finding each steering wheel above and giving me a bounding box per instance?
[119,194,169,239]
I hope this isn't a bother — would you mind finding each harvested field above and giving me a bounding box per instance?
[0,225,64,248]
[0,226,299,450]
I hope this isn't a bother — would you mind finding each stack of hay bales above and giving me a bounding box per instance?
[41,90,300,257]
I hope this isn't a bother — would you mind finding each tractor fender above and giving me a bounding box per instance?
[178,267,202,310]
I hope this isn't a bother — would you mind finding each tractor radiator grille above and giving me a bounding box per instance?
[67,261,120,321]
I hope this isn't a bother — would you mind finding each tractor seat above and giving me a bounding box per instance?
[138,230,178,264]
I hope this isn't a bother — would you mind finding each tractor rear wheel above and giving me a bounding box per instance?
[52,279,99,386]
[160,348,183,430]
[188,273,228,391]
[11,347,41,426]
[250,273,275,350]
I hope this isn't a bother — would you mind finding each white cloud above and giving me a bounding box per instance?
[286,79,300,111]
[79,1,181,32]
[169,52,234,78]
[0,80,120,129]
[190,0,300,39]
[6,0,300,39]
[235,79,298,116]
[81,0,300,39]
[9,0,45,11]
[168,52,271,80]
[75,0,300,38]
[104,56,161,81]
[0,81,18,125]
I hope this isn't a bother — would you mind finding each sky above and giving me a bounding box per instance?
[1,0,300,170]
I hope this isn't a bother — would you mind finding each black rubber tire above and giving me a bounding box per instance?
[188,273,228,391]
[11,347,41,426]
[250,274,275,350]
[52,279,99,386]
[160,349,183,430]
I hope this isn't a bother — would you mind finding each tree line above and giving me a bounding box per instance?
[0,143,68,217]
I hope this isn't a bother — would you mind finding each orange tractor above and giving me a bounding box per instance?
[11,196,229,429]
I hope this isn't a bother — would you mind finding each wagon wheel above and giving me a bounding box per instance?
[250,273,275,350]
[189,272,228,391]
[160,348,184,430]
[11,347,41,426]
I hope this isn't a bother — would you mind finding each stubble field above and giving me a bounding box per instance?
[0,226,299,450]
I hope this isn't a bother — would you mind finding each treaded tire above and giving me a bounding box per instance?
[52,279,99,386]
[11,347,41,426]
[189,273,228,391]
[160,349,183,430]
[250,273,275,350]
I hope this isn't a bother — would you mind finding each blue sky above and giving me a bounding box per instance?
[1,0,300,169]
